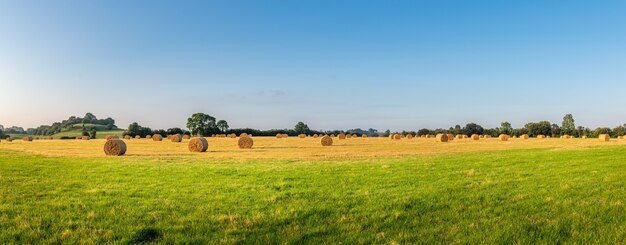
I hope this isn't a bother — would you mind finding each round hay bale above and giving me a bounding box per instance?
[352,134,357,138]
[7,138,13,142]
[23,136,32,141]
[338,133,346,139]
[240,133,248,138]
[471,134,479,140]
[435,134,448,142]
[152,134,163,141]
[134,135,141,139]
[455,135,463,140]
[238,136,253,149]
[313,134,319,138]
[598,134,610,142]
[537,135,546,139]
[182,134,191,140]
[320,135,333,146]
[171,134,182,142]
[362,134,367,138]
[104,139,127,156]
[346,134,352,139]
[445,134,454,141]
[276,134,282,138]
[298,134,306,138]
[330,134,336,137]
[582,135,588,139]
[106,135,119,141]
[188,137,208,152]
[146,135,152,139]
[499,134,510,141]
[406,134,414,139]
[82,136,90,140]
[520,134,529,140]
[393,134,402,140]
[485,135,492,139]
[124,135,131,140]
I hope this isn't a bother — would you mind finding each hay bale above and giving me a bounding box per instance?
[455,135,463,140]
[106,135,119,141]
[582,135,587,139]
[240,133,248,138]
[82,136,90,140]
[446,134,454,141]
[471,134,479,140]
[124,135,131,140]
[320,135,333,146]
[352,134,357,138]
[338,133,346,139]
[330,134,336,137]
[183,135,191,140]
[313,134,319,138]
[171,134,182,142]
[7,138,13,142]
[520,134,529,140]
[346,134,352,139]
[134,135,141,139]
[299,134,306,138]
[23,136,32,141]
[188,137,208,152]
[393,134,402,140]
[238,135,253,149]
[484,135,492,139]
[598,134,610,142]
[499,134,509,141]
[362,134,367,138]
[537,135,546,139]
[406,134,414,139]
[146,135,152,139]
[152,134,163,141]
[435,134,448,142]
[104,139,126,156]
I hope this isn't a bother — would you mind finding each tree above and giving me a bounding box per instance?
[562,114,575,136]
[417,128,430,136]
[551,124,561,137]
[186,113,218,136]
[500,122,512,135]
[127,122,142,136]
[216,120,229,133]
[294,122,310,135]
[524,121,552,137]
[89,127,97,139]
[463,123,484,136]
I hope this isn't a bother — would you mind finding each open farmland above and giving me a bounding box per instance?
[0,137,624,243]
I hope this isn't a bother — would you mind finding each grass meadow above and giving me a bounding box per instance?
[0,137,624,243]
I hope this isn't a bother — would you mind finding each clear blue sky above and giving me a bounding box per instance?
[1,1,626,131]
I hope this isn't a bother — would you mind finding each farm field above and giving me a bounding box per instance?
[0,137,625,243]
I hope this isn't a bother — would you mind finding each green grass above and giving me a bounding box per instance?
[52,129,125,139]
[0,147,624,243]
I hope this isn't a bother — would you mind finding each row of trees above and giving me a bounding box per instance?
[4,113,626,139]
[397,114,626,138]
[27,113,116,136]
[124,122,191,138]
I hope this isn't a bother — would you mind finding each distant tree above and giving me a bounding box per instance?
[463,123,484,136]
[186,113,218,136]
[524,121,552,137]
[90,127,97,139]
[561,114,575,136]
[294,122,310,135]
[500,122,512,135]
[551,124,561,137]
[216,120,229,133]
[417,128,430,136]
[127,122,142,136]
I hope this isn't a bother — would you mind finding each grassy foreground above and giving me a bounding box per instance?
[0,146,624,243]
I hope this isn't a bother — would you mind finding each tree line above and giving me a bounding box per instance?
[3,112,626,139]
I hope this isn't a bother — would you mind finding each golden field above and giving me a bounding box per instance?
[1,136,624,159]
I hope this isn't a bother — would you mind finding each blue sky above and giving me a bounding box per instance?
[1,1,626,131]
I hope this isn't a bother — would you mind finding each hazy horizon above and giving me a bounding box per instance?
[2,1,626,131]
